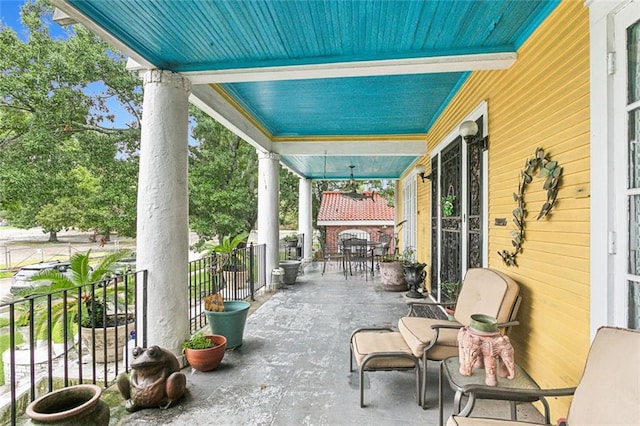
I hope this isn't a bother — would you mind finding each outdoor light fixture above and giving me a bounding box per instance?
[415,164,431,183]
[459,120,488,151]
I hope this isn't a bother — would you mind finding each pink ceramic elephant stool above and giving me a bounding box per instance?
[457,326,516,386]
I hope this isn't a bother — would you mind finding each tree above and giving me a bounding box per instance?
[279,168,299,228]
[188,107,258,244]
[0,1,141,241]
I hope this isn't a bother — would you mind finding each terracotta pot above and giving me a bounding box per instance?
[184,334,227,372]
[445,307,456,321]
[26,384,109,425]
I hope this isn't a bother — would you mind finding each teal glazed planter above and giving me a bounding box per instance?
[205,301,250,349]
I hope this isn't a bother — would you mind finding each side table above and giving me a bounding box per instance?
[439,356,550,426]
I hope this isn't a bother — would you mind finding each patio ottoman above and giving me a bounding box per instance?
[349,328,421,407]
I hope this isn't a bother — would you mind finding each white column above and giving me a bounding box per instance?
[136,70,191,356]
[257,151,281,286]
[298,178,313,262]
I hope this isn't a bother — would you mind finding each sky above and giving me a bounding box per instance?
[1,1,23,29]
[1,0,66,39]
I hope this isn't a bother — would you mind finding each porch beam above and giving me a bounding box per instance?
[182,52,517,84]
[189,84,273,152]
[272,140,426,156]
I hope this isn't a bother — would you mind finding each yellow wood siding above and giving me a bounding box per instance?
[413,0,590,418]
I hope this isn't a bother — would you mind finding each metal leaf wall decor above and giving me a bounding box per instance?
[498,147,562,267]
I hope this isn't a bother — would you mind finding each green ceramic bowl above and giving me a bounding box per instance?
[470,314,498,333]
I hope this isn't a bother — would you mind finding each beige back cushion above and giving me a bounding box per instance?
[453,268,519,326]
[567,327,640,425]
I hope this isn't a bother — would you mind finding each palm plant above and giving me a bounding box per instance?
[18,249,134,342]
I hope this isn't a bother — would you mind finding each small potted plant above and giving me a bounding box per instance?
[22,249,135,363]
[182,332,227,372]
[283,233,298,248]
[440,281,461,319]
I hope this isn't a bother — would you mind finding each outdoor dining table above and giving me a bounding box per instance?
[340,239,382,278]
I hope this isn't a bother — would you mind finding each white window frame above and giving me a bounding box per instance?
[589,0,639,337]
[402,173,418,256]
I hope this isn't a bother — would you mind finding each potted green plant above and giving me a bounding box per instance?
[440,281,461,319]
[182,332,226,372]
[20,249,135,363]
[206,232,250,289]
[283,233,298,248]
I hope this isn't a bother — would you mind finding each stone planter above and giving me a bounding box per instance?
[279,260,301,285]
[222,268,247,289]
[26,384,109,425]
[378,262,408,291]
[404,262,427,299]
[80,317,135,363]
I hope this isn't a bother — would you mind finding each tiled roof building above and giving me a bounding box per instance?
[317,191,395,252]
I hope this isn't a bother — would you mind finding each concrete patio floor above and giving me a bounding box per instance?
[111,263,546,425]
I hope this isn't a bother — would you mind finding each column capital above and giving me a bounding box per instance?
[142,69,191,94]
[257,151,280,161]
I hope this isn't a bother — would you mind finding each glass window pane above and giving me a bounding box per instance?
[629,195,640,274]
[629,281,640,329]
[629,110,640,188]
[629,20,640,104]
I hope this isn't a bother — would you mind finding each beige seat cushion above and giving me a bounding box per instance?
[399,268,519,360]
[351,331,416,369]
[398,316,460,359]
[454,268,520,326]
[567,327,640,425]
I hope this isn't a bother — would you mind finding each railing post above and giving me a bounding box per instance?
[249,243,255,301]
[2,246,8,271]
[234,248,241,300]
[142,269,148,348]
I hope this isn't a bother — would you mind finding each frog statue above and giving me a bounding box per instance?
[117,345,187,412]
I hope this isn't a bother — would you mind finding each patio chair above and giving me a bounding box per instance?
[373,233,391,269]
[350,268,519,409]
[320,238,345,276]
[446,326,640,426]
[343,237,371,281]
[399,268,521,408]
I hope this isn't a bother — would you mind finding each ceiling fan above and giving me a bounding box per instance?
[341,165,375,202]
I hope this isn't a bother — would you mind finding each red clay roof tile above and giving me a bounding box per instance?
[317,191,395,221]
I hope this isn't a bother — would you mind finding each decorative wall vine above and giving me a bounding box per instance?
[498,147,562,267]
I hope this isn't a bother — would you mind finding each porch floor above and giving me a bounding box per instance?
[111,263,545,425]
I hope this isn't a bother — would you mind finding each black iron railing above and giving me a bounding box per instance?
[0,270,145,425]
[189,244,266,334]
[0,244,266,424]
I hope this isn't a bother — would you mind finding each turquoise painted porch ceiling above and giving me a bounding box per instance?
[60,0,559,180]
